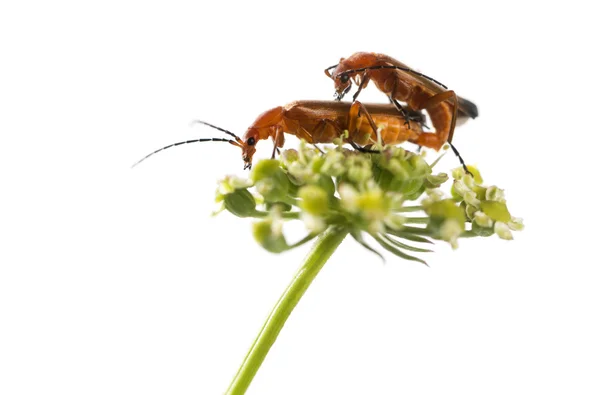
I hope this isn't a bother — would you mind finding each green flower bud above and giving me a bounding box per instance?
[408,154,430,176]
[280,149,299,168]
[223,188,257,218]
[346,155,373,184]
[451,179,470,199]
[256,179,290,203]
[298,185,329,216]
[463,190,481,208]
[480,201,511,222]
[389,146,407,159]
[320,149,346,177]
[251,160,291,203]
[425,199,465,222]
[294,141,319,166]
[467,166,483,184]
[399,178,424,197]
[384,158,410,180]
[286,162,315,185]
[425,199,466,247]
[372,165,395,191]
[425,172,449,188]
[473,210,493,228]
[472,185,487,201]
[309,155,325,174]
[453,165,483,184]
[250,159,285,182]
[485,186,506,203]
[451,167,464,180]
[252,218,289,253]
[464,203,478,221]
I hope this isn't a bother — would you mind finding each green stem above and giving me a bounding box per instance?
[254,210,300,219]
[225,226,349,395]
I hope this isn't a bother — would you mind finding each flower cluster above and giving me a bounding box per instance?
[450,167,524,240]
[215,142,523,264]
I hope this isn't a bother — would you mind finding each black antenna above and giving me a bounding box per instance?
[190,120,243,143]
[131,138,241,168]
[339,65,448,90]
[324,64,339,78]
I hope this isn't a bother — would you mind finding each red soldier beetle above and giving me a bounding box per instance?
[132,100,441,170]
[324,52,477,162]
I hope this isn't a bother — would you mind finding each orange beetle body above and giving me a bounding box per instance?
[325,52,478,151]
[133,100,429,170]
[239,100,426,168]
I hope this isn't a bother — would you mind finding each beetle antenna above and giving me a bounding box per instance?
[339,65,448,90]
[324,64,339,78]
[190,120,243,143]
[132,138,241,168]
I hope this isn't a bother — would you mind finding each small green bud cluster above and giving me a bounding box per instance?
[215,143,523,264]
[451,166,524,241]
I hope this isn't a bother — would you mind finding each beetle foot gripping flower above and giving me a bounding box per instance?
[215,142,523,264]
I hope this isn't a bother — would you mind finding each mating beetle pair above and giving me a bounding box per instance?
[134,52,477,170]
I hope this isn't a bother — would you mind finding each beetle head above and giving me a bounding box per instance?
[327,59,353,101]
[241,129,258,170]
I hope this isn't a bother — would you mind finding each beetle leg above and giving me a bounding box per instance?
[448,142,472,176]
[389,96,411,129]
[352,73,371,102]
[347,101,382,152]
[410,91,470,174]
[270,127,284,159]
[306,118,374,153]
[411,90,458,150]
[388,81,412,129]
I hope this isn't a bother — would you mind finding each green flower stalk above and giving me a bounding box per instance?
[215,142,523,394]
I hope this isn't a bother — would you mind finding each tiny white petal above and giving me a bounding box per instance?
[339,184,360,213]
[301,212,327,234]
[507,217,524,231]
[486,186,506,203]
[440,219,462,249]
[494,221,513,240]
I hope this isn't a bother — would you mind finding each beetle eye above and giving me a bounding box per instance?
[247,137,256,146]
[340,74,349,83]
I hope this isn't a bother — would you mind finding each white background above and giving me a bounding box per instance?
[1,1,599,394]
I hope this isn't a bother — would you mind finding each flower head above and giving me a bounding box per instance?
[216,144,523,264]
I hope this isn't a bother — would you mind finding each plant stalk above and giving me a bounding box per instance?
[225,225,349,395]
